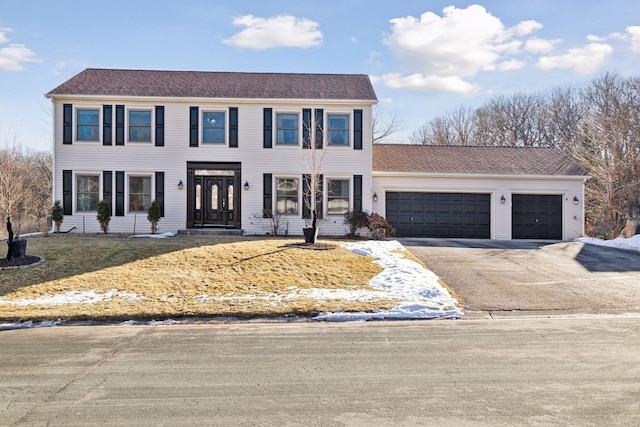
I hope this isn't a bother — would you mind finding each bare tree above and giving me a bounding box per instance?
[301,113,328,244]
[372,107,401,143]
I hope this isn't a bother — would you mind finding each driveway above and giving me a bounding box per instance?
[400,238,640,316]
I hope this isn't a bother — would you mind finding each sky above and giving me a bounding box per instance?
[2,0,640,151]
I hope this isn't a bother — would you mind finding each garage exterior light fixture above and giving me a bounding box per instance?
[500,195,506,204]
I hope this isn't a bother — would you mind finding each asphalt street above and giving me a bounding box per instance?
[2,319,640,426]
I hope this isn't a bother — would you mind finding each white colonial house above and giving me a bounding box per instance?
[46,68,588,240]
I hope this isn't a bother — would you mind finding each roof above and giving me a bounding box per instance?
[373,144,587,177]
[46,68,378,101]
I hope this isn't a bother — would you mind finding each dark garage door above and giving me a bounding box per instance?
[512,194,562,239]
[386,192,491,238]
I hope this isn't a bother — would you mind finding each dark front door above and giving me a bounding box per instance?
[188,163,241,229]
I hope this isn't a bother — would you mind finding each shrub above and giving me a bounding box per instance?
[344,210,370,238]
[147,199,162,234]
[368,213,395,239]
[51,200,63,233]
[96,200,111,234]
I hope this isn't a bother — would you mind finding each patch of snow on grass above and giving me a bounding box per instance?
[131,231,177,239]
[314,240,462,321]
[0,289,145,306]
[577,235,640,252]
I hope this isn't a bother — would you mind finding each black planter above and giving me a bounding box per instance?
[11,239,27,259]
[303,227,318,244]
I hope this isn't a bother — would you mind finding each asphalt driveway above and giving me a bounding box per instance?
[401,238,640,317]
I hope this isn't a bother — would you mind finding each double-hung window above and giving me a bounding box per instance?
[129,110,152,142]
[76,175,100,211]
[276,113,298,145]
[328,114,349,146]
[203,111,226,144]
[327,179,350,215]
[276,178,299,214]
[129,176,152,212]
[76,109,99,142]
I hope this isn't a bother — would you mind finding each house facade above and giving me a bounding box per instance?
[46,69,377,236]
[46,68,588,240]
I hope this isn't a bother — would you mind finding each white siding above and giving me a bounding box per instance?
[52,98,373,236]
[372,173,586,240]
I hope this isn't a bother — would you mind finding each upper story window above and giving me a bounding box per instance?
[129,176,152,212]
[76,174,100,211]
[129,110,152,142]
[327,179,349,215]
[76,109,99,142]
[276,113,298,145]
[203,111,226,144]
[328,114,349,146]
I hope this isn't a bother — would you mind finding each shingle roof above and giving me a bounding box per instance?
[373,144,587,176]
[46,68,378,101]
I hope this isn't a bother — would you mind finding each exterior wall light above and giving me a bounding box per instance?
[500,195,506,204]
[573,196,579,205]
[373,192,378,202]
[244,181,250,191]
[178,180,184,190]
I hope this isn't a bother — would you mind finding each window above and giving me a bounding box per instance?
[276,178,299,214]
[203,111,225,144]
[328,114,349,145]
[327,179,349,214]
[276,113,298,145]
[76,175,100,211]
[129,176,152,212]
[77,109,99,141]
[129,110,151,142]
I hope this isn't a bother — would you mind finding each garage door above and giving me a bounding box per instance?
[386,192,491,238]
[512,194,562,239]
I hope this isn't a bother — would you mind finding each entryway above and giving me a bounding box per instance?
[186,162,241,229]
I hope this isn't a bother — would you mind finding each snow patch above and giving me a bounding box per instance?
[130,231,177,239]
[0,289,145,306]
[577,235,640,252]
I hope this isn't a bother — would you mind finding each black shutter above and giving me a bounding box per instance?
[190,106,199,147]
[302,108,311,149]
[103,105,112,146]
[115,105,125,145]
[155,171,165,217]
[103,171,113,215]
[155,106,164,146]
[63,104,72,144]
[354,109,363,150]
[229,107,238,148]
[302,174,323,219]
[115,171,125,216]
[353,174,363,211]
[62,169,72,215]
[314,108,324,149]
[263,173,272,217]
[263,108,272,148]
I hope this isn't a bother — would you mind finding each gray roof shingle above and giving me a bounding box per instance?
[46,68,378,101]
[373,144,587,176]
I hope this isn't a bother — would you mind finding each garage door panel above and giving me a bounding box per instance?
[512,194,562,239]
[386,192,491,239]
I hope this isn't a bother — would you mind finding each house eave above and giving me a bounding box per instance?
[372,171,590,181]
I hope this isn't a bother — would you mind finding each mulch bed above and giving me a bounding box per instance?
[0,255,43,269]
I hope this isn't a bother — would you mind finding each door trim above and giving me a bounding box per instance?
[186,162,241,229]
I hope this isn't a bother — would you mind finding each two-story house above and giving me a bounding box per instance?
[46,69,377,236]
[47,68,588,240]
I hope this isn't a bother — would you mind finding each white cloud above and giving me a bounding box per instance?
[380,5,542,94]
[537,43,613,75]
[498,59,526,71]
[627,26,640,54]
[373,73,479,94]
[0,27,37,71]
[223,15,322,50]
[525,37,561,53]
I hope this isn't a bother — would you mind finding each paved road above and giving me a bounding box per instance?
[401,239,640,316]
[2,319,640,426]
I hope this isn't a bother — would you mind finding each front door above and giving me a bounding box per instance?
[189,163,240,228]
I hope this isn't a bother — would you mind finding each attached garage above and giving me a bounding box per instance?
[372,145,589,240]
[386,192,490,238]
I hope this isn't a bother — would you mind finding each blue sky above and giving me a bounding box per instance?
[2,0,640,151]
